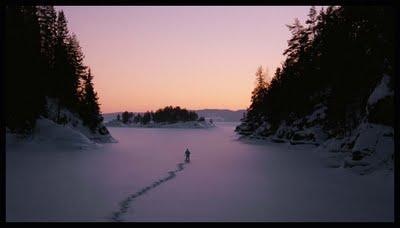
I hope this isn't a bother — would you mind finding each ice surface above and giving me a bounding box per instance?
[6,123,393,222]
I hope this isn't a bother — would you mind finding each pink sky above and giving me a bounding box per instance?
[58,6,314,113]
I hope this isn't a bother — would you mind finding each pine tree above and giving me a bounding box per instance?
[80,69,103,132]
[134,113,142,123]
[141,112,151,124]
[53,11,86,121]
[246,66,268,124]
[55,10,69,44]
[283,18,305,63]
[121,111,129,123]
[67,33,87,109]
[37,6,57,68]
[53,10,72,121]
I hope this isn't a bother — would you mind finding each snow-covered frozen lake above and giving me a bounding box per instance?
[6,122,394,222]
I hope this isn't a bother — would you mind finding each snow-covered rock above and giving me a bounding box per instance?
[365,75,394,126]
[367,74,393,107]
[315,138,344,153]
[343,122,394,173]
[267,106,328,146]
[304,104,327,126]
[315,121,394,174]
[252,121,273,137]
[290,125,328,146]
[242,104,329,146]
[235,121,255,136]
[271,122,293,143]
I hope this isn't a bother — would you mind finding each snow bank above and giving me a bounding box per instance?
[105,120,215,129]
[35,118,96,148]
[6,118,97,150]
[314,120,393,174]
[46,98,117,143]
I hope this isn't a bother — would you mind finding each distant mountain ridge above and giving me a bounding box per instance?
[195,109,246,122]
[102,109,246,123]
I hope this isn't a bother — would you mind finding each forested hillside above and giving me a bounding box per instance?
[236,6,395,172]
[5,5,113,142]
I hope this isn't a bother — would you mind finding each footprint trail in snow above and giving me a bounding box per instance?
[111,161,188,222]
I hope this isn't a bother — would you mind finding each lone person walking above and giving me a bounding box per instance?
[185,148,191,162]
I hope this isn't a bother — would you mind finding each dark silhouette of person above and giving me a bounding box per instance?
[185,148,191,162]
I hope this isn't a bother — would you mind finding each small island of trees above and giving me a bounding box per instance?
[117,106,204,125]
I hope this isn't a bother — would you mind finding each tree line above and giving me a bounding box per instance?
[6,5,103,134]
[117,106,201,124]
[240,6,394,137]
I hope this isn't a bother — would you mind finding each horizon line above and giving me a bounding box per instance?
[102,108,247,114]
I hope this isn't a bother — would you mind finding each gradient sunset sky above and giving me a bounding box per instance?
[57,6,315,113]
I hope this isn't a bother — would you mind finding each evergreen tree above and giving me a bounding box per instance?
[246,66,269,125]
[53,10,72,120]
[53,12,86,121]
[37,6,57,98]
[67,33,87,108]
[80,69,103,132]
[141,112,151,125]
[6,6,107,135]
[37,6,57,69]
[134,113,142,123]
[121,111,129,124]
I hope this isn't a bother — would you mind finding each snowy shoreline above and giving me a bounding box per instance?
[235,122,394,176]
[235,75,394,175]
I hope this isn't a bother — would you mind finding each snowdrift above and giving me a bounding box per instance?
[45,98,117,143]
[6,98,117,148]
[6,118,96,150]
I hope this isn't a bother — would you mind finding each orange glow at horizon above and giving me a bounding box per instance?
[58,6,313,113]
